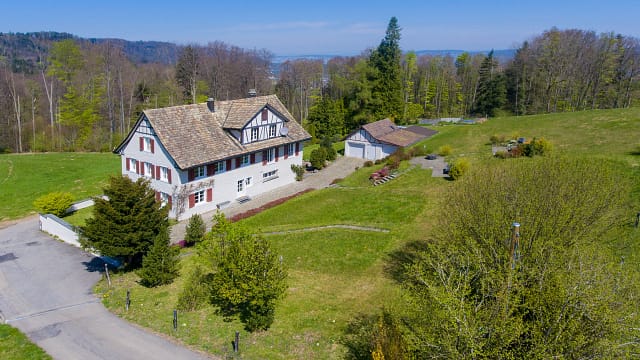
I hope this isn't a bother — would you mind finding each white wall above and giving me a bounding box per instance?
[39,214,80,247]
[345,130,396,161]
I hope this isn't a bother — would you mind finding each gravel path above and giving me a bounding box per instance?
[169,156,364,242]
[410,155,448,177]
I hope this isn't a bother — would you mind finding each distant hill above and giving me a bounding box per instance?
[0,31,179,73]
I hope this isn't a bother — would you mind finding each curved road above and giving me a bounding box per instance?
[0,217,210,360]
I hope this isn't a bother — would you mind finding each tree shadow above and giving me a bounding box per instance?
[82,256,106,272]
[384,240,430,284]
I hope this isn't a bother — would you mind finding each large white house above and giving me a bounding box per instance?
[344,119,437,160]
[114,95,311,219]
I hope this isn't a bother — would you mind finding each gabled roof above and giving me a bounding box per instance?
[114,95,310,170]
[355,119,437,147]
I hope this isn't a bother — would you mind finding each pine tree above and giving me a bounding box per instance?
[81,176,169,268]
[184,214,206,246]
[370,17,404,121]
[138,229,180,287]
[199,212,287,332]
[473,50,506,117]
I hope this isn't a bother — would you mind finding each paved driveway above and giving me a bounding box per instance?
[0,218,209,360]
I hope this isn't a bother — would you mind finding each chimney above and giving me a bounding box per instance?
[206,98,215,112]
[248,89,257,97]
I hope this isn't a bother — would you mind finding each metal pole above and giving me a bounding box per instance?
[104,263,111,287]
[173,310,178,331]
[126,290,130,311]
[234,331,239,352]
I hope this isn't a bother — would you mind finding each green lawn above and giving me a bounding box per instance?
[302,142,345,161]
[0,153,120,221]
[0,324,52,360]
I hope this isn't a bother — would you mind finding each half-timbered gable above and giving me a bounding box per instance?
[114,94,311,220]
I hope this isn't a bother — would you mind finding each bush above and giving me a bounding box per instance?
[176,266,211,311]
[438,145,452,157]
[324,145,337,161]
[523,137,553,157]
[310,147,327,169]
[490,134,500,144]
[138,230,180,287]
[364,160,374,167]
[448,157,470,180]
[290,164,305,181]
[33,192,74,217]
[184,214,206,246]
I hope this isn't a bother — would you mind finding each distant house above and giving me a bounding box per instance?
[114,95,311,220]
[344,119,437,161]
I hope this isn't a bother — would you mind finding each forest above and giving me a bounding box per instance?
[0,21,638,153]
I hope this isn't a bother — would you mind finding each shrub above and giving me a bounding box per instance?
[448,157,470,180]
[176,266,211,311]
[523,137,553,157]
[438,145,452,157]
[290,164,305,181]
[138,230,180,287]
[374,159,384,165]
[184,214,206,246]
[324,145,337,161]
[33,192,74,217]
[408,146,428,157]
[364,160,374,167]
[310,147,327,169]
[490,134,500,144]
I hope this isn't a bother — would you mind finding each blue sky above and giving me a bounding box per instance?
[3,0,639,55]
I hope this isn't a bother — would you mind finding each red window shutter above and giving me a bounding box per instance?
[226,159,232,170]
[262,108,268,121]
[155,191,160,201]
[136,161,141,175]
[295,142,300,156]
[188,194,195,208]
[167,169,172,184]
[236,157,241,168]
[262,151,267,165]
[207,164,216,176]
[150,164,155,179]
[275,147,279,162]
[150,139,155,153]
[156,166,160,180]
[206,188,213,202]
[188,168,195,181]
[168,195,172,207]
[139,137,144,151]
[126,158,130,171]
[250,153,255,164]
[284,146,289,159]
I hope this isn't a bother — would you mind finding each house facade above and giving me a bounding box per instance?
[114,95,311,220]
[344,119,437,161]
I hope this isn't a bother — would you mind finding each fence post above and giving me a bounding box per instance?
[173,310,178,331]
[234,331,239,352]
[104,263,111,287]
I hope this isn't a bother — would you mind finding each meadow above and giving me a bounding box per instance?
[0,324,52,360]
[2,107,639,358]
[0,152,120,222]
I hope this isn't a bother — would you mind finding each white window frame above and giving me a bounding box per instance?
[237,179,244,193]
[194,189,205,204]
[160,166,169,182]
[269,124,276,137]
[129,158,137,173]
[215,161,225,173]
[245,177,252,187]
[160,192,169,207]
[241,154,250,166]
[144,162,152,178]
[265,148,275,163]
[251,127,259,141]
[143,137,152,152]
[195,166,205,178]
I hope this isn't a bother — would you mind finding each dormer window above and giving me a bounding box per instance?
[194,166,205,178]
[261,108,268,121]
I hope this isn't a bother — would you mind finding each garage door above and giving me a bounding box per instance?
[348,142,365,158]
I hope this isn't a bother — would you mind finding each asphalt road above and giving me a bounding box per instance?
[0,217,210,360]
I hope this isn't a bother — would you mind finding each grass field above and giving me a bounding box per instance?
[0,153,120,221]
[3,107,638,358]
[0,324,52,360]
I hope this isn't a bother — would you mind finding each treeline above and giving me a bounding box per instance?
[0,25,638,153]
[0,38,274,152]
[292,26,640,140]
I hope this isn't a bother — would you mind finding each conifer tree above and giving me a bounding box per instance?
[138,229,180,287]
[81,176,168,268]
[370,17,404,121]
[473,50,506,116]
[184,214,206,246]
